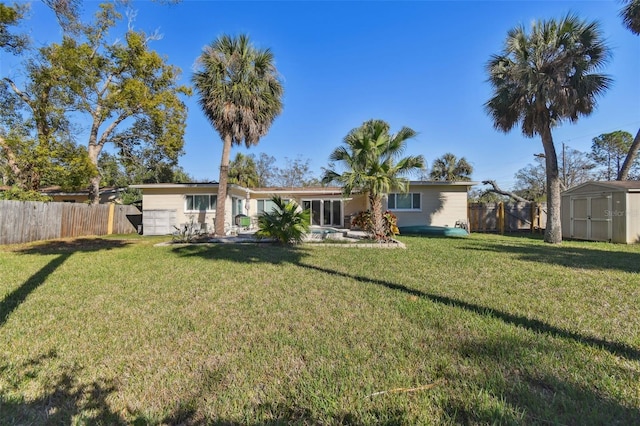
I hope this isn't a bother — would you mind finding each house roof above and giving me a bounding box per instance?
[409,180,479,186]
[562,180,640,194]
[39,186,125,195]
[130,181,478,193]
[130,182,219,189]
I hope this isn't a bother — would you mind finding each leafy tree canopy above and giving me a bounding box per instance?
[0,2,189,203]
[0,2,28,54]
[590,131,639,180]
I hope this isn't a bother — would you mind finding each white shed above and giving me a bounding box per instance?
[561,181,640,244]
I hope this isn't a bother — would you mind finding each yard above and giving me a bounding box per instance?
[0,233,638,424]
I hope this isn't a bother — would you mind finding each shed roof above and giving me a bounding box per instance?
[562,180,640,194]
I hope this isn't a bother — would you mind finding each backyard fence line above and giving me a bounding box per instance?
[468,202,547,234]
[0,200,141,245]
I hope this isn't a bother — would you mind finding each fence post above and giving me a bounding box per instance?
[530,202,535,233]
[107,203,115,235]
[498,202,505,235]
[536,204,542,233]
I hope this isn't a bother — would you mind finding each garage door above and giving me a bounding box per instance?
[142,209,176,235]
[570,195,611,241]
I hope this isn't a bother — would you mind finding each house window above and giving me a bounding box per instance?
[388,193,421,210]
[257,198,289,215]
[185,194,217,212]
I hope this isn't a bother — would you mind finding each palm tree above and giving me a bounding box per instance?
[322,119,425,241]
[430,153,473,181]
[621,0,640,34]
[192,34,283,235]
[228,152,260,188]
[485,14,611,244]
[255,195,310,244]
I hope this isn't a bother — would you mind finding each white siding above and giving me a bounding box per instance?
[627,193,640,243]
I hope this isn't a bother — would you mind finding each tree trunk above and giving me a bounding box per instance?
[89,175,101,204]
[215,134,233,236]
[87,143,102,205]
[0,136,25,188]
[540,125,562,244]
[617,128,640,181]
[369,193,385,241]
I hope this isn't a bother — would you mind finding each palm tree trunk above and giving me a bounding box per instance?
[369,193,385,241]
[215,134,232,236]
[617,128,640,181]
[540,125,562,244]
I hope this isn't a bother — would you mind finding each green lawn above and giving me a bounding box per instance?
[0,233,638,425]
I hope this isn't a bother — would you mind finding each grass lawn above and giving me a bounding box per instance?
[0,233,639,425]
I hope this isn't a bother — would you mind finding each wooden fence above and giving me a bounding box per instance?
[0,200,141,245]
[468,202,546,234]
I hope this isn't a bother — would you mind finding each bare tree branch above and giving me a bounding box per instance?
[482,180,530,203]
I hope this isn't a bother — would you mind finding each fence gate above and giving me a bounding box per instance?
[468,202,546,233]
[570,195,612,241]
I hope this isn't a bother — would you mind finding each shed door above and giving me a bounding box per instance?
[570,195,612,241]
[142,209,176,235]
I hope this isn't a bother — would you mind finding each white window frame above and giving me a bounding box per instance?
[302,198,343,226]
[388,193,421,211]
[185,194,217,212]
[257,198,290,215]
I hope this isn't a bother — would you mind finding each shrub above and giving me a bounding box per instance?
[172,216,204,243]
[256,196,310,244]
[351,209,399,240]
[0,186,52,202]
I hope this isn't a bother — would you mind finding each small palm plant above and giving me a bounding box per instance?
[255,196,310,244]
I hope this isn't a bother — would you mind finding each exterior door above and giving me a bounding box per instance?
[570,195,612,241]
[303,199,342,227]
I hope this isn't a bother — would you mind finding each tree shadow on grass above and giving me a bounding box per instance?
[299,263,640,362]
[458,237,640,273]
[446,335,640,424]
[170,242,311,265]
[0,349,125,425]
[296,262,640,424]
[12,238,133,255]
[1,238,132,328]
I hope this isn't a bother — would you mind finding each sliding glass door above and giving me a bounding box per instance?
[302,199,342,227]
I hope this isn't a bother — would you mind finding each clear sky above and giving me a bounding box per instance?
[9,1,640,190]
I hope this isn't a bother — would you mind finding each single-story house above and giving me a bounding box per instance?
[0,185,124,203]
[131,181,478,236]
[561,180,640,244]
[39,186,125,204]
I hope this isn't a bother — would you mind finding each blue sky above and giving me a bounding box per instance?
[9,1,640,190]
